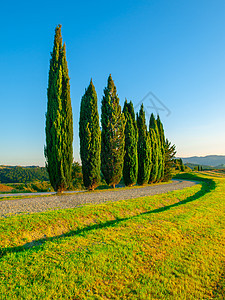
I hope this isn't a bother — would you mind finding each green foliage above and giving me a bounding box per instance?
[137,104,151,185]
[149,113,159,134]
[156,115,165,180]
[148,128,159,183]
[156,115,165,146]
[0,166,49,183]
[45,25,73,192]
[122,100,138,186]
[164,139,176,181]
[180,158,185,171]
[71,161,84,190]
[79,80,101,190]
[101,75,125,188]
[174,159,180,170]
[157,148,163,181]
[149,113,163,182]
[174,159,186,172]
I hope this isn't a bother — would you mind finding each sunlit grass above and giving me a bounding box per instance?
[0,173,224,299]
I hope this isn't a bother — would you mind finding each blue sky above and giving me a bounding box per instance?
[1,0,225,166]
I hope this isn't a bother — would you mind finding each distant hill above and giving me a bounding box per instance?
[0,166,49,183]
[179,155,225,167]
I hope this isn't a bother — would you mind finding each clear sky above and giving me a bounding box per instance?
[1,0,225,166]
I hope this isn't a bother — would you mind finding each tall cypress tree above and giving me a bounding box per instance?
[45,25,73,192]
[148,128,159,183]
[137,104,151,185]
[101,75,125,188]
[123,99,138,186]
[149,113,162,182]
[156,115,165,146]
[156,115,165,180]
[79,79,101,190]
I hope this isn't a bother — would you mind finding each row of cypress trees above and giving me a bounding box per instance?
[45,25,174,192]
[136,105,165,185]
[79,75,167,190]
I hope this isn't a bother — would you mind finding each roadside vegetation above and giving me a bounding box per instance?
[0,172,224,299]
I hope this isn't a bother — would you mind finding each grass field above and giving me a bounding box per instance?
[0,173,224,299]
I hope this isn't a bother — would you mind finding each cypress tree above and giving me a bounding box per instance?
[79,79,101,190]
[148,128,159,183]
[156,115,165,146]
[101,75,125,188]
[149,113,162,182]
[137,104,151,185]
[156,115,165,180]
[45,25,73,192]
[123,99,138,186]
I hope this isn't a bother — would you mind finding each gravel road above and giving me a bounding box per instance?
[0,180,197,218]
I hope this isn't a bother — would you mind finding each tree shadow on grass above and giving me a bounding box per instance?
[0,175,216,259]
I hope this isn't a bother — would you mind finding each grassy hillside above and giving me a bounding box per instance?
[0,173,224,299]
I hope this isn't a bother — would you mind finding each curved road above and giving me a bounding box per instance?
[0,180,197,218]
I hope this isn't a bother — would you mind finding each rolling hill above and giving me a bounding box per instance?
[179,155,225,167]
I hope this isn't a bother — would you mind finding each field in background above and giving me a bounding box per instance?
[0,181,54,194]
[0,173,224,299]
[0,184,14,192]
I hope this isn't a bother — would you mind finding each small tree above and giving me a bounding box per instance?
[137,104,151,185]
[164,139,176,181]
[45,25,73,192]
[123,100,138,186]
[101,75,125,188]
[71,161,83,190]
[79,80,101,190]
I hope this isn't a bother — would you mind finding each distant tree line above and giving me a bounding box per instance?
[0,167,49,184]
[173,159,198,172]
[45,25,176,192]
[194,165,203,171]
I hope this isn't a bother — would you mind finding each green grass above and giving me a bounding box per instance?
[0,173,224,299]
